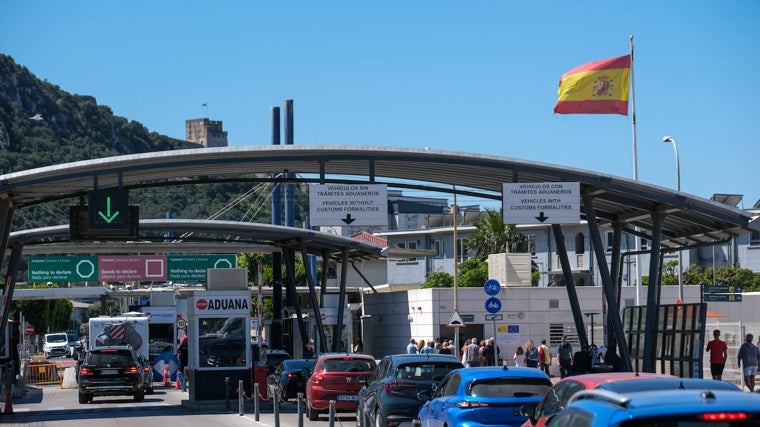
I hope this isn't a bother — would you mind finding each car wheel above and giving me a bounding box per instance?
[307,404,319,421]
[78,392,90,404]
[134,388,145,402]
[146,383,154,394]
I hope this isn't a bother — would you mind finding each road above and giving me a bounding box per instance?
[3,383,359,427]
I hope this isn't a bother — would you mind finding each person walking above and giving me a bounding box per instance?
[539,339,552,376]
[571,344,592,375]
[406,338,417,354]
[513,346,526,367]
[464,337,480,368]
[557,335,573,378]
[705,329,727,380]
[420,340,435,354]
[481,338,499,366]
[439,340,452,355]
[524,340,539,368]
[416,339,426,354]
[738,333,760,391]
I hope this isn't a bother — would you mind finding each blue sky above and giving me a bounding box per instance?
[2,2,759,208]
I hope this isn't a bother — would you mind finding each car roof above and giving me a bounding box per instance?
[450,366,553,382]
[598,377,741,393]
[568,389,760,423]
[317,352,375,360]
[554,372,674,388]
[386,353,463,364]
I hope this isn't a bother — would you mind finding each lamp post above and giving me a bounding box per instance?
[663,136,683,302]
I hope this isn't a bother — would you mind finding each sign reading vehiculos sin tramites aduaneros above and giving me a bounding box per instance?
[308,183,388,227]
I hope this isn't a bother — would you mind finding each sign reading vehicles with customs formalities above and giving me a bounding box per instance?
[309,184,388,226]
[502,182,580,224]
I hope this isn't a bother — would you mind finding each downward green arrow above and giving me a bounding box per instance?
[98,196,121,223]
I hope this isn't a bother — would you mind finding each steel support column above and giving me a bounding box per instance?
[642,213,664,373]
[333,251,349,352]
[552,224,589,347]
[607,224,623,353]
[281,247,309,355]
[583,195,631,371]
[299,243,328,351]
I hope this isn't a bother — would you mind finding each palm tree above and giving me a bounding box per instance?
[465,208,527,260]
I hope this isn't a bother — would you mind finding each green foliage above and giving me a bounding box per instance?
[458,258,489,287]
[422,271,454,288]
[464,208,527,260]
[12,298,73,334]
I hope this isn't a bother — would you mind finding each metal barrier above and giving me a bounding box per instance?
[25,363,61,385]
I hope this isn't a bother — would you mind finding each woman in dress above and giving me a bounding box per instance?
[513,345,526,366]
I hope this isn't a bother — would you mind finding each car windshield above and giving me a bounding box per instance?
[469,377,552,398]
[88,351,133,367]
[396,362,462,381]
[47,334,67,343]
[323,359,375,372]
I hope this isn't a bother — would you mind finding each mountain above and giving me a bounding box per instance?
[0,54,307,232]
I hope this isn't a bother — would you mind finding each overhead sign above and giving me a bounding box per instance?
[309,184,388,226]
[88,189,130,229]
[29,255,98,282]
[502,182,580,224]
[703,285,743,294]
[168,255,236,281]
[703,293,743,302]
[99,255,167,281]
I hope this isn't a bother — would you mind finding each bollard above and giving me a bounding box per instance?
[238,379,244,416]
[273,387,280,427]
[254,383,260,422]
[297,393,304,427]
[328,400,336,427]
[225,377,231,411]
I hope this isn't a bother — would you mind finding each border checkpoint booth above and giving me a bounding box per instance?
[186,268,252,403]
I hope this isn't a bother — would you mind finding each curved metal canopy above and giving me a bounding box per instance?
[0,145,754,248]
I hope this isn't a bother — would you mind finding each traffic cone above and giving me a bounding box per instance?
[3,386,12,414]
[175,372,182,390]
[162,365,170,387]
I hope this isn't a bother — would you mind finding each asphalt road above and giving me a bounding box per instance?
[2,383,359,427]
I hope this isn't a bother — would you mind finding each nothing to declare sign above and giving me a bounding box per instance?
[168,255,236,281]
[29,255,98,282]
[309,183,388,226]
[502,182,580,225]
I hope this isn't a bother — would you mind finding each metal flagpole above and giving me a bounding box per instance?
[629,35,641,305]
[453,186,460,356]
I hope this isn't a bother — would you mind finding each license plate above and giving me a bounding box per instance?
[337,395,357,401]
[101,369,118,375]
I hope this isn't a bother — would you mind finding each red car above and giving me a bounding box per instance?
[305,353,377,421]
[520,372,742,427]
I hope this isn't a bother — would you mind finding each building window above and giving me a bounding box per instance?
[640,238,649,250]
[606,231,614,252]
[457,238,469,262]
[433,240,444,258]
[527,234,536,255]
[750,231,760,247]
[549,300,559,309]
[575,233,585,254]
[396,241,418,264]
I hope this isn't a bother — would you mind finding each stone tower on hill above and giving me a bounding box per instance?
[185,118,228,148]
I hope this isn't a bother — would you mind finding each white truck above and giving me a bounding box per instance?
[88,316,150,358]
[43,332,70,358]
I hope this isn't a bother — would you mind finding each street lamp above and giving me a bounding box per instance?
[663,136,683,302]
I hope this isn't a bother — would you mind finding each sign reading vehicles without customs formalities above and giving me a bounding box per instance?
[309,184,388,226]
[502,182,580,224]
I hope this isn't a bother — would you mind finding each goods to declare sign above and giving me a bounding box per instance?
[502,182,580,224]
[309,183,388,226]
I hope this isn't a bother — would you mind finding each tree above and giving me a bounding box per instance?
[458,258,489,287]
[465,208,527,260]
[422,271,453,288]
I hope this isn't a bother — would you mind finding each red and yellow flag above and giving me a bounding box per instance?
[554,54,631,115]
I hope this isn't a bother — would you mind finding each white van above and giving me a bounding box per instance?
[43,332,70,358]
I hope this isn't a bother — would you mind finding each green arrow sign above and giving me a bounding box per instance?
[88,189,130,229]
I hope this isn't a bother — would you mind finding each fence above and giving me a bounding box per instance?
[704,321,760,390]
[25,363,62,385]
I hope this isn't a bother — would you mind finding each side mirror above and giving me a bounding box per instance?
[520,403,537,423]
[357,375,368,385]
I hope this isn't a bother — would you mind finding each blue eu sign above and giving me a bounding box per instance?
[483,279,500,296]
[485,297,502,314]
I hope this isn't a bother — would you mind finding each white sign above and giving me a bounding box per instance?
[309,184,388,226]
[502,182,580,224]
[447,310,466,328]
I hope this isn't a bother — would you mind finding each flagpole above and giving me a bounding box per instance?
[629,35,642,305]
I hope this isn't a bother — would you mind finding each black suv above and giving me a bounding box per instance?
[78,345,145,403]
[356,353,463,427]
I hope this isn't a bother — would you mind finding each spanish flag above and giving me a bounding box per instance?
[554,54,631,115]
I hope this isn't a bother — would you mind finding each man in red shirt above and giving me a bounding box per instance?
[706,329,728,380]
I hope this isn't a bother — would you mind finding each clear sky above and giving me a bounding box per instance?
[2,1,759,208]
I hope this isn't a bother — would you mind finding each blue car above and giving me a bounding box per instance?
[550,388,760,426]
[416,366,553,427]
